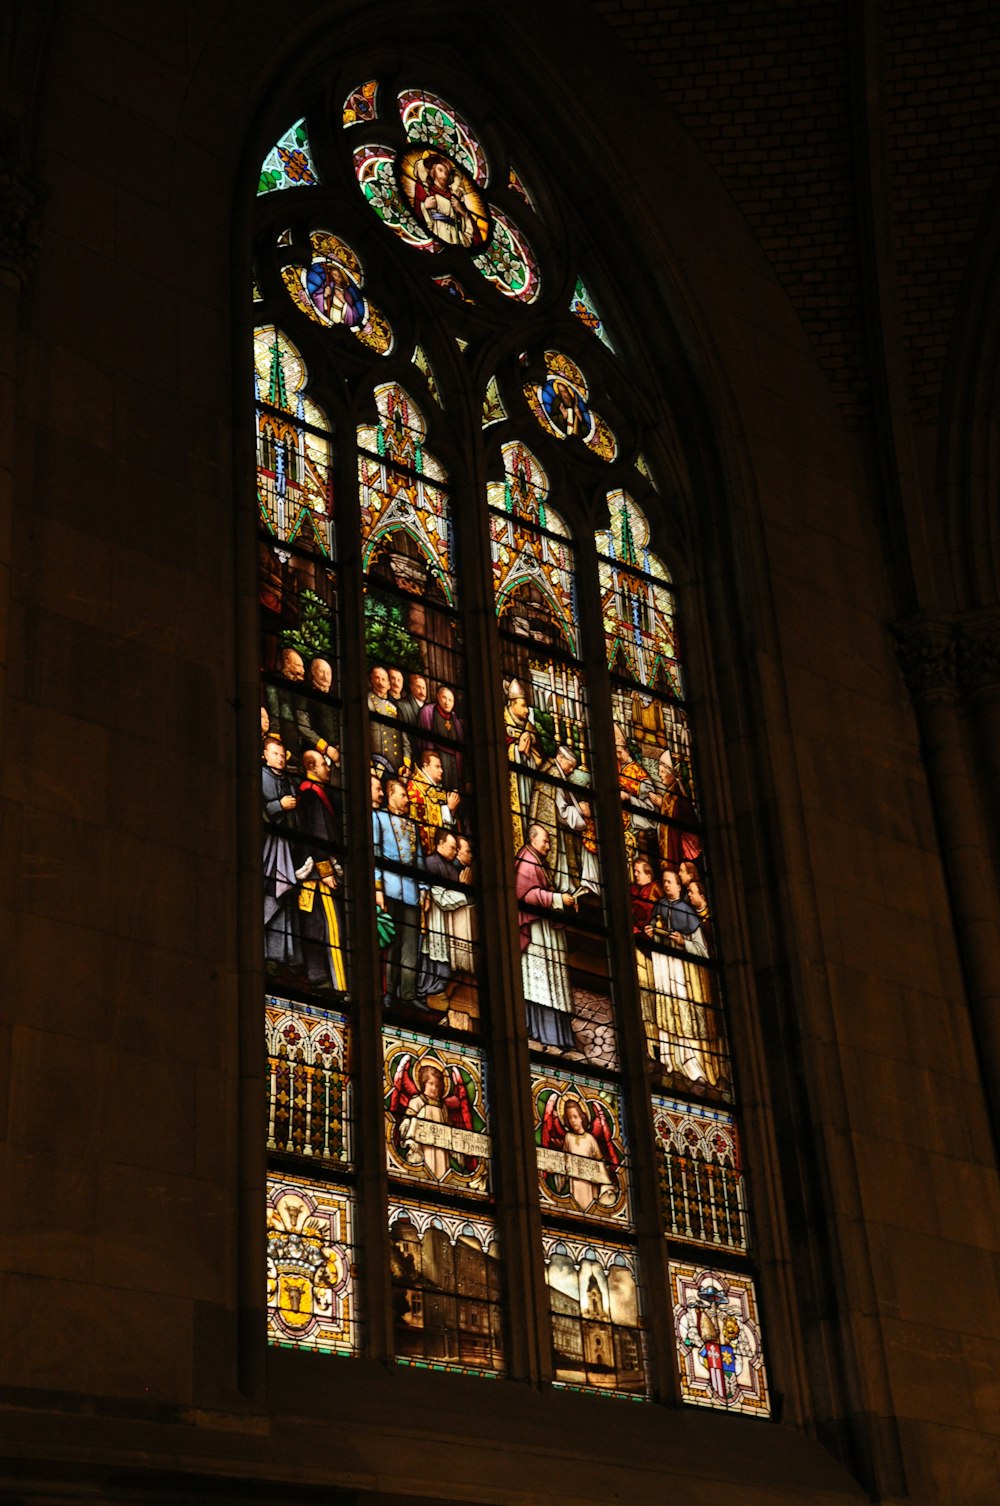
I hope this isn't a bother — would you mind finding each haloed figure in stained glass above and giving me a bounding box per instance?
[412,152,488,248]
[539,1093,621,1215]
[393,1058,464,1181]
[307,258,366,327]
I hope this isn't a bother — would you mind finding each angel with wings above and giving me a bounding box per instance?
[388,1054,476,1183]
[539,1091,621,1214]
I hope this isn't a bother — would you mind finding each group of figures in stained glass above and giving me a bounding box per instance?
[255,79,770,1417]
[360,386,482,1034]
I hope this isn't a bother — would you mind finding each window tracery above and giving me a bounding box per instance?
[252,72,770,1413]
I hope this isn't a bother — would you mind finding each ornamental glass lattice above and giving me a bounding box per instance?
[252,70,770,1415]
[259,118,319,195]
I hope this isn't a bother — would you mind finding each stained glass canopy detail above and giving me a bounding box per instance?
[599,490,670,581]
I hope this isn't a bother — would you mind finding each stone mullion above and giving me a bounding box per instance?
[457,427,548,1386]
[895,613,1000,1138]
[340,415,393,1363]
[574,537,679,1406]
[236,319,271,1404]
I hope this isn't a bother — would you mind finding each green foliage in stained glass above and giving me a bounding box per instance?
[354,144,436,252]
[281,588,335,661]
[365,587,424,672]
[398,89,488,182]
[472,208,540,303]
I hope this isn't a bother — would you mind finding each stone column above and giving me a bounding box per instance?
[894,614,1000,1137]
[0,161,42,775]
[956,609,1000,862]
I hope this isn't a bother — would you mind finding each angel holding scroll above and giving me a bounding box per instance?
[538,1091,621,1215]
[388,1055,477,1183]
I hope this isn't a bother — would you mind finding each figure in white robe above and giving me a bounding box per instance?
[515,824,578,1052]
[648,870,716,1084]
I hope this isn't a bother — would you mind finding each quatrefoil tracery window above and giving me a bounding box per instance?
[255,70,771,1415]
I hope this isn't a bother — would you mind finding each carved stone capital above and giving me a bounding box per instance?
[892,615,956,702]
[0,165,43,290]
[956,610,1000,703]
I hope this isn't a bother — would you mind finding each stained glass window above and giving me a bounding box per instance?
[266,999,351,1164]
[489,443,619,1072]
[252,71,771,1416]
[533,1067,631,1226]
[652,1096,747,1252]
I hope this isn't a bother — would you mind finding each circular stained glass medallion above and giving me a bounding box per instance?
[539,372,594,441]
[399,147,490,250]
[281,230,393,355]
[525,353,618,461]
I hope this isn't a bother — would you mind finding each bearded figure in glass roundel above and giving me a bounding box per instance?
[400,147,490,249]
[541,373,594,442]
[306,255,366,327]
